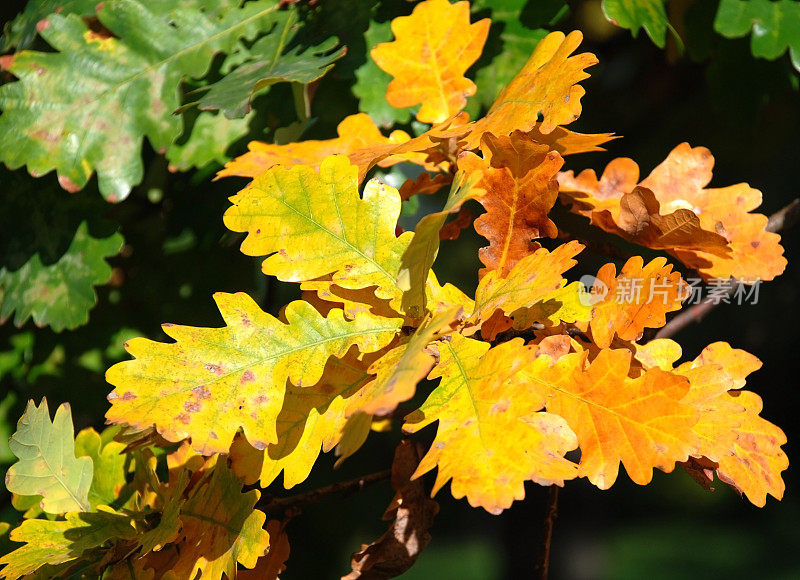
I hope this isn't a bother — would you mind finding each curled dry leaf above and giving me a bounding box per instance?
[558,143,787,281]
[343,440,439,579]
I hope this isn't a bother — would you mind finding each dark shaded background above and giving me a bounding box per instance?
[0,1,797,578]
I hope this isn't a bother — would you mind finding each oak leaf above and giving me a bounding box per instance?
[467,131,563,277]
[217,114,412,180]
[344,440,439,579]
[470,240,583,330]
[239,519,291,580]
[586,256,686,348]
[371,0,490,123]
[559,144,787,281]
[528,348,698,489]
[404,335,579,514]
[6,399,93,514]
[0,508,137,580]
[228,349,375,489]
[224,155,413,311]
[105,292,400,455]
[461,31,598,148]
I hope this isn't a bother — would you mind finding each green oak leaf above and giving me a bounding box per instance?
[73,428,127,510]
[166,111,250,172]
[353,20,411,128]
[0,0,97,52]
[0,221,122,332]
[602,0,676,49]
[715,0,800,71]
[191,9,346,119]
[0,0,281,201]
[6,399,93,514]
[0,508,136,580]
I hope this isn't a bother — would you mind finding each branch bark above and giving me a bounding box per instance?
[535,485,560,580]
[655,198,799,340]
[257,469,393,514]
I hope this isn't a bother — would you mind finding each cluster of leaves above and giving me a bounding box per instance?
[0,0,793,578]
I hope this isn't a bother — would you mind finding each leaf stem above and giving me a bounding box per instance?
[258,469,393,513]
[654,198,800,340]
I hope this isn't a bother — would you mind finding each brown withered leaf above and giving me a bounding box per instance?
[343,440,439,579]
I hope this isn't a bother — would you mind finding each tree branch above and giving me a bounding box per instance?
[535,485,560,580]
[654,198,799,341]
[258,469,393,513]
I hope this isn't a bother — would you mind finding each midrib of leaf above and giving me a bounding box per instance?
[264,9,296,73]
[182,508,242,535]
[58,4,281,117]
[526,368,692,443]
[443,341,487,445]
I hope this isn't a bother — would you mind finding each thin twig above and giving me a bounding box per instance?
[258,469,393,513]
[536,485,560,580]
[655,198,800,341]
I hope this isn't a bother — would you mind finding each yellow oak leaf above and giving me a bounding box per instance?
[634,338,683,371]
[404,335,579,514]
[105,292,400,455]
[461,31,598,148]
[466,131,563,277]
[346,308,460,418]
[587,256,686,349]
[228,349,374,489]
[715,391,788,507]
[216,113,413,180]
[527,348,698,489]
[371,0,490,123]
[470,240,583,329]
[239,519,291,580]
[154,462,270,579]
[510,281,593,330]
[224,155,413,311]
[559,144,787,281]
[398,169,484,317]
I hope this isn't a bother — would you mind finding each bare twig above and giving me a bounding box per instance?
[258,469,393,513]
[535,486,560,580]
[654,198,799,341]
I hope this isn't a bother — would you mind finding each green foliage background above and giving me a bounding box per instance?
[0,0,798,577]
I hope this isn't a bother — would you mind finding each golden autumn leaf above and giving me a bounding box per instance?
[371,0,490,123]
[217,113,413,180]
[346,308,460,419]
[470,240,583,330]
[464,131,562,277]
[586,256,686,348]
[404,335,579,514]
[559,144,787,281]
[152,462,270,579]
[224,155,413,310]
[228,349,374,489]
[344,440,439,579]
[716,391,788,507]
[105,292,400,455]
[526,348,698,489]
[460,31,598,148]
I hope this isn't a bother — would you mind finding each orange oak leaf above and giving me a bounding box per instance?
[398,172,452,201]
[239,519,291,580]
[465,131,563,277]
[715,391,788,507]
[460,31,598,148]
[105,293,400,455]
[559,144,787,281]
[526,124,617,157]
[344,440,439,579]
[217,114,413,180]
[371,0,490,123]
[528,348,698,489]
[470,240,583,329]
[404,335,579,514]
[587,256,687,348]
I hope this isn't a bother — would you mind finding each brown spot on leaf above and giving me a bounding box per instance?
[184,401,201,413]
[751,241,760,248]
[176,413,191,425]
[254,395,270,405]
[36,19,50,32]
[204,363,224,375]
[192,385,211,399]
[252,440,267,450]
[120,391,137,401]
[241,370,255,383]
